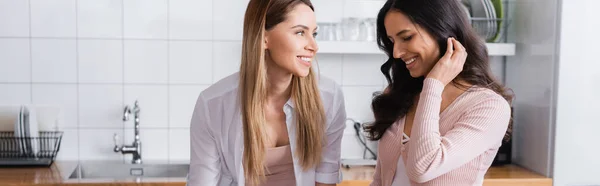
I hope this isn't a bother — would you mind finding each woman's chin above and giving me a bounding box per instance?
[291,68,310,77]
[408,70,422,78]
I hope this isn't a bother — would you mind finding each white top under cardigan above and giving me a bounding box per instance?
[186,72,347,186]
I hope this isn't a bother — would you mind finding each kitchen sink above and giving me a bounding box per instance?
[68,161,189,179]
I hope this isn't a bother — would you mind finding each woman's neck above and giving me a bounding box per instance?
[266,58,293,107]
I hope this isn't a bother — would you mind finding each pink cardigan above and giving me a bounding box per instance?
[370,78,511,186]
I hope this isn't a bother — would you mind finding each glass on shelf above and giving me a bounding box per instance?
[317,17,377,42]
[316,22,342,41]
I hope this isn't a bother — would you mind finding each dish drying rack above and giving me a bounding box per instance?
[466,0,513,43]
[0,131,63,167]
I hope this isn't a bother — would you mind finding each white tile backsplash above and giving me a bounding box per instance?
[169,41,213,84]
[32,84,78,129]
[169,128,190,161]
[79,129,123,160]
[56,129,79,160]
[343,0,385,18]
[0,84,31,105]
[0,0,507,161]
[0,0,29,37]
[0,38,30,83]
[124,40,168,84]
[315,54,343,85]
[123,0,168,39]
[78,85,123,128]
[212,41,241,82]
[341,133,367,159]
[78,39,123,83]
[343,86,383,123]
[77,0,123,38]
[213,0,248,40]
[124,85,168,128]
[169,85,207,128]
[30,0,76,38]
[169,0,212,40]
[313,0,344,23]
[342,54,386,86]
[31,39,77,83]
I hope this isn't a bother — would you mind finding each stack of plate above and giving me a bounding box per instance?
[462,0,504,42]
[13,106,40,157]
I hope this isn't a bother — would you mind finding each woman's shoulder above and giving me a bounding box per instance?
[459,86,511,111]
[199,72,240,101]
[316,75,344,108]
[193,73,240,130]
[317,75,341,95]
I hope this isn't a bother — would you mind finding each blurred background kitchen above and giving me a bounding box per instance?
[0,0,598,186]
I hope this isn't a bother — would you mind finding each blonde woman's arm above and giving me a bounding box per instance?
[316,85,347,185]
[187,94,222,186]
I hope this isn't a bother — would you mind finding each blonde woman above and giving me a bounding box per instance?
[187,0,346,186]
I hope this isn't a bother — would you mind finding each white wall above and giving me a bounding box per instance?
[0,0,506,163]
[553,0,600,185]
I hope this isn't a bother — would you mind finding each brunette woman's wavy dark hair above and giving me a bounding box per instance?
[364,0,514,141]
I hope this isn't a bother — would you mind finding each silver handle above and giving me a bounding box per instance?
[113,133,120,152]
[123,106,131,121]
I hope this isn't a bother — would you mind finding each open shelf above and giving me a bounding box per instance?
[317,41,516,56]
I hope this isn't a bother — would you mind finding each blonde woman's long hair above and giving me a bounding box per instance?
[239,0,325,185]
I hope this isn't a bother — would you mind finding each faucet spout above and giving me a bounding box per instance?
[115,100,142,164]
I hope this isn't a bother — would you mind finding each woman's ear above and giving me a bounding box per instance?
[264,32,270,49]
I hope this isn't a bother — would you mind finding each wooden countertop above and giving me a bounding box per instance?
[339,165,552,186]
[0,162,551,186]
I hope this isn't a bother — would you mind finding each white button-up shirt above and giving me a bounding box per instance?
[187,72,347,186]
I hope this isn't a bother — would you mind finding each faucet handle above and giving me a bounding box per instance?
[123,106,131,121]
[113,133,120,152]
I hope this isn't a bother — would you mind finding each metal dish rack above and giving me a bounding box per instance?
[467,0,513,43]
[0,131,63,167]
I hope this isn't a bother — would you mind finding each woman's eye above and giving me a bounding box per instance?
[296,31,305,36]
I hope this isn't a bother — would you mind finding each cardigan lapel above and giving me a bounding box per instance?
[379,119,406,186]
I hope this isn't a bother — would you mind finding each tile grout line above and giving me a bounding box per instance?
[28,0,33,105]
[121,0,126,164]
[0,36,244,42]
[75,0,81,161]
[211,0,215,83]
[167,0,171,163]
